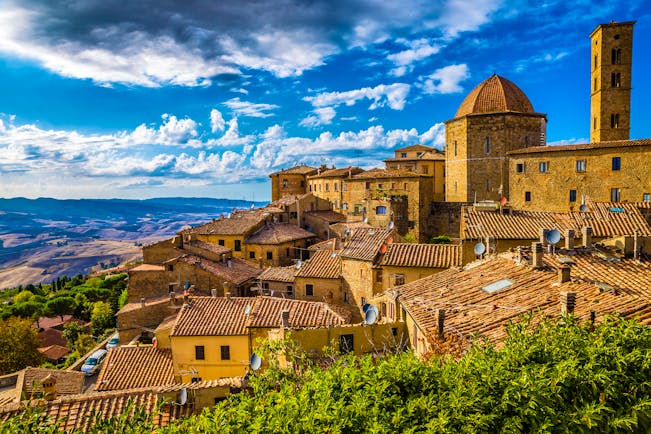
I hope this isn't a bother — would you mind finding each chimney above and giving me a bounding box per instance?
[560,291,576,315]
[140,297,146,308]
[169,291,176,306]
[211,288,217,297]
[41,374,57,401]
[564,229,575,250]
[227,259,232,268]
[559,265,571,283]
[539,228,549,246]
[437,309,445,340]
[226,292,232,301]
[281,310,290,328]
[532,242,544,269]
[517,246,523,264]
[221,254,226,264]
[582,226,593,249]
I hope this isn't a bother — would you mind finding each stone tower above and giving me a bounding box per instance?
[590,21,635,143]
[445,75,546,203]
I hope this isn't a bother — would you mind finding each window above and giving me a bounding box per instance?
[167,264,174,272]
[305,284,314,296]
[389,302,395,320]
[611,188,621,202]
[485,137,491,154]
[376,205,387,215]
[422,166,428,174]
[378,183,383,189]
[611,72,621,87]
[525,191,531,202]
[339,334,354,354]
[610,114,619,128]
[218,239,225,246]
[612,157,621,171]
[343,183,347,191]
[611,48,621,64]
[576,160,586,172]
[594,55,597,69]
[195,346,205,360]
[394,274,404,285]
[234,240,241,251]
[408,220,415,229]
[286,285,294,297]
[249,251,255,259]
[381,302,387,318]
[643,193,650,203]
[401,152,407,158]
[334,183,338,191]
[309,184,312,192]
[391,182,395,188]
[300,180,305,187]
[454,140,458,156]
[220,345,230,360]
[342,202,348,210]
[262,282,269,290]
[403,183,407,190]
[365,182,370,189]
[569,190,577,202]
[343,291,349,304]
[286,247,290,257]
[593,117,597,130]
[594,78,597,91]
[539,162,548,173]
[516,163,525,173]
[266,251,273,260]
[282,179,288,188]
[325,183,329,192]
[375,269,383,284]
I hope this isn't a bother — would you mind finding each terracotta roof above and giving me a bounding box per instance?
[38,345,70,361]
[117,294,171,315]
[508,138,651,154]
[393,144,434,153]
[307,167,364,179]
[296,249,341,279]
[258,265,298,283]
[156,377,244,392]
[384,151,445,162]
[38,328,67,348]
[155,314,178,332]
[172,255,261,286]
[244,223,315,244]
[33,315,79,330]
[455,75,536,118]
[390,251,651,345]
[170,296,350,336]
[308,238,337,251]
[185,239,231,256]
[130,264,165,272]
[0,367,86,404]
[185,212,265,236]
[340,228,393,261]
[269,165,318,176]
[329,221,372,238]
[351,168,424,179]
[96,347,175,392]
[462,203,651,240]
[0,387,191,431]
[303,210,347,223]
[380,243,462,268]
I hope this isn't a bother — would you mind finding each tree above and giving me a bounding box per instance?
[90,301,114,337]
[13,290,34,304]
[11,301,43,327]
[0,318,44,375]
[62,321,85,348]
[44,296,77,321]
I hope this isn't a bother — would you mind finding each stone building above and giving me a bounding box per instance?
[444,74,546,203]
[306,167,364,212]
[384,144,446,202]
[269,165,317,201]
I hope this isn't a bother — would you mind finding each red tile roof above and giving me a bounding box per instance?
[269,165,318,176]
[0,367,84,406]
[171,255,261,286]
[170,296,351,337]
[462,203,651,240]
[304,210,347,223]
[307,167,364,179]
[351,168,424,179]
[454,74,536,118]
[38,345,70,361]
[258,265,298,283]
[389,250,651,346]
[32,315,75,330]
[185,239,231,256]
[308,238,337,251]
[185,211,266,236]
[381,243,462,268]
[38,328,67,348]
[393,144,435,153]
[340,228,393,261]
[508,138,651,154]
[96,347,175,392]
[296,249,341,279]
[244,223,316,244]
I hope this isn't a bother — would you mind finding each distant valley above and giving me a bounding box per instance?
[0,197,266,289]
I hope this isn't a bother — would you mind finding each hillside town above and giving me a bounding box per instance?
[1,20,650,430]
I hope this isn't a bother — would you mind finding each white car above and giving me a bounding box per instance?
[81,349,107,376]
[106,333,120,350]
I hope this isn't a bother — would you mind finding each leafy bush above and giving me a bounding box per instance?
[428,235,452,244]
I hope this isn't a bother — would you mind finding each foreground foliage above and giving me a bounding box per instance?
[2,316,650,433]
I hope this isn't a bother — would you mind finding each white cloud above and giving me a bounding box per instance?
[426,0,501,38]
[419,123,446,148]
[223,98,279,118]
[420,64,470,94]
[210,109,226,133]
[300,107,337,128]
[388,38,441,76]
[304,83,411,111]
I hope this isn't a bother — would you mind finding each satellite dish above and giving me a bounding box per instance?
[330,252,337,258]
[244,304,252,314]
[177,388,188,405]
[546,229,561,245]
[362,303,370,313]
[295,260,302,269]
[363,217,368,223]
[579,204,589,212]
[473,242,486,256]
[250,353,262,371]
[365,308,378,325]
[388,221,394,230]
[499,197,507,206]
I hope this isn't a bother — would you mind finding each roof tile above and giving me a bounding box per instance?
[381,243,462,268]
[96,347,175,392]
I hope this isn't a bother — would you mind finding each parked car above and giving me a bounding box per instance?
[106,333,120,350]
[81,349,107,376]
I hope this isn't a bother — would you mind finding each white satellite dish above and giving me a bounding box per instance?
[244,304,252,314]
[365,308,378,325]
[250,353,262,371]
[388,221,394,230]
[473,242,486,256]
[177,388,188,405]
[362,303,370,313]
[295,260,302,269]
[546,229,561,245]
[363,217,368,223]
[579,204,589,212]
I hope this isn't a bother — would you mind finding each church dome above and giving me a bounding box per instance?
[455,74,535,118]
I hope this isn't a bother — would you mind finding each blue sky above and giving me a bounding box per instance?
[0,0,649,201]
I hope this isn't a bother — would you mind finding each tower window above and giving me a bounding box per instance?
[569,190,577,202]
[525,191,531,202]
[594,55,597,69]
[485,137,491,154]
[611,72,621,88]
[594,78,597,91]
[593,117,597,130]
[611,48,622,64]
[401,153,407,158]
[610,114,620,128]
[612,157,621,171]
[454,140,458,156]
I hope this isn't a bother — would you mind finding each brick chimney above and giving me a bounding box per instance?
[559,265,571,283]
[169,291,176,306]
[211,288,217,297]
[565,229,575,250]
[281,310,290,328]
[560,291,576,315]
[532,242,544,269]
[140,297,146,308]
[226,292,232,301]
[582,226,593,249]
[41,374,57,401]
[437,308,445,340]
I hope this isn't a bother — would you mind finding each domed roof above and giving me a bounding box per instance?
[455,75,535,118]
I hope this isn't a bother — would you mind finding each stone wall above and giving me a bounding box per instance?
[143,237,182,264]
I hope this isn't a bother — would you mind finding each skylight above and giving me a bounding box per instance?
[481,278,515,294]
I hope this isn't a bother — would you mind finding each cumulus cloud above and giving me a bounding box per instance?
[223,98,279,118]
[419,123,446,148]
[388,38,441,76]
[305,83,411,111]
[420,64,470,94]
[210,109,226,133]
[300,107,337,128]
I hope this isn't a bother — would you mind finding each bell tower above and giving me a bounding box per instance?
[590,21,635,143]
